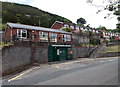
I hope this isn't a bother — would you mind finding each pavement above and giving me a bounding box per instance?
[1,57,119,85]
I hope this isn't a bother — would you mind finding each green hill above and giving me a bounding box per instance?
[1,1,72,30]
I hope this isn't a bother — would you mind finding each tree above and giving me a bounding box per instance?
[97,26,107,31]
[60,27,70,32]
[86,0,119,30]
[76,18,87,25]
[2,2,72,28]
[90,38,100,45]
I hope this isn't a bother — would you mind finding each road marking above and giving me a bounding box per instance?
[7,66,41,82]
[7,64,50,82]
[62,62,74,65]
[55,65,60,69]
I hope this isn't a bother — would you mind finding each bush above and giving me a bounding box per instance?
[104,40,109,45]
[90,38,100,45]
[60,27,70,32]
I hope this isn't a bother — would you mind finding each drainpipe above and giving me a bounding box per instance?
[10,27,13,42]
[48,32,50,44]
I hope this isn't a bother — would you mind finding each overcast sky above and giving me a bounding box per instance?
[1,0,118,29]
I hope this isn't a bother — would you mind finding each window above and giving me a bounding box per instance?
[17,29,27,39]
[96,30,99,33]
[40,32,48,42]
[70,25,74,29]
[89,29,92,31]
[93,30,95,33]
[76,26,79,30]
[64,24,69,28]
[80,27,84,30]
[66,35,71,41]
[84,28,88,31]
[50,33,57,42]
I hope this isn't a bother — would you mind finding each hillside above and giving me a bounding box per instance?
[1,1,72,30]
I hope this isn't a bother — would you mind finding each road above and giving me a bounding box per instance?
[2,57,119,85]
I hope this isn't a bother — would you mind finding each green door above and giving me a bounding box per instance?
[48,45,54,62]
[59,48,68,61]
[48,45,72,62]
[53,47,59,61]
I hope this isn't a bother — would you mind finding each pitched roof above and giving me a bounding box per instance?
[7,23,71,34]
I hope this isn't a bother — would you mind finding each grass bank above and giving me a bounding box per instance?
[99,45,120,53]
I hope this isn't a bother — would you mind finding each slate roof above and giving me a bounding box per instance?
[7,23,71,34]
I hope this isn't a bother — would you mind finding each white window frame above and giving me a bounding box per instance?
[39,32,48,42]
[93,30,95,33]
[96,30,99,33]
[17,29,27,39]
[64,24,69,28]
[84,28,88,31]
[50,33,57,42]
[66,35,71,41]
[76,26,79,30]
[80,27,84,30]
[70,25,74,29]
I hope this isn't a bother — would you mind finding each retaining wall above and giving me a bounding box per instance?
[72,47,91,59]
[1,45,93,76]
[2,45,48,76]
[96,52,120,58]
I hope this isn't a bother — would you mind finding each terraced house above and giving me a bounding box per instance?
[51,21,119,43]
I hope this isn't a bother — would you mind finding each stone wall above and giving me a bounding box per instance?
[96,52,120,58]
[72,47,90,59]
[0,49,2,76]
[35,47,48,63]
[1,45,95,76]
[2,46,31,75]
[2,45,48,76]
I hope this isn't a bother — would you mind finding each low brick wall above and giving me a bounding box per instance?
[96,52,120,58]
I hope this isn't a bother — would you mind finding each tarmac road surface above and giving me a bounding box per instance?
[2,57,119,85]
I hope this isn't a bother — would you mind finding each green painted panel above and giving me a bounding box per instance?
[59,48,68,61]
[48,45,72,62]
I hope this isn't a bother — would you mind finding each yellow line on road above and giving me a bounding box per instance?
[7,66,43,82]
